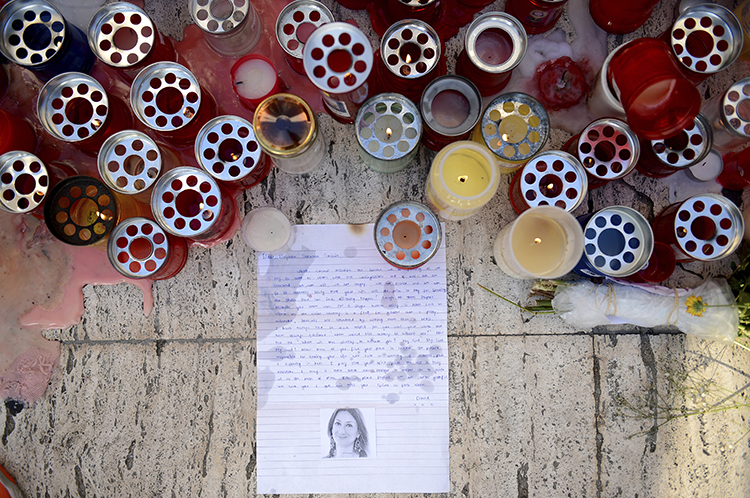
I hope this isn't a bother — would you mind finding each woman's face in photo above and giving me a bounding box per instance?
[332,410,359,448]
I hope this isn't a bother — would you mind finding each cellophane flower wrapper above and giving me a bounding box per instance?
[551,278,739,344]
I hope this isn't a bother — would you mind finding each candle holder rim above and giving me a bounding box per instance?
[0,0,67,67]
[380,18,441,80]
[481,92,550,163]
[582,206,654,277]
[464,12,527,74]
[130,61,202,132]
[188,0,250,35]
[355,92,422,161]
[107,216,171,279]
[195,114,265,182]
[253,93,317,158]
[88,2,155,68]
[0,150,49,214]
[672,193,745,261]
[420,75,481,137]
[97,129,162,195]
[576,117,640,180]
[374,200,442,270]
[648,112,713,169]
[520,150,588,212]
[718,76,750,138]
[433,140,500,204]
[276,0,334,59]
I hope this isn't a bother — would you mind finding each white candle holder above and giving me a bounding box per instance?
[0,151,49,214]
[355,93,422,174]
[494,206,584,280]
[98,130,162,196]
[276,0,333,75]
[586,45,627,121]
[241,207,294,253]
[188,0,261,56]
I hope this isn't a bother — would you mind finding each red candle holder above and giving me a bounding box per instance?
[131,62,217,148]
[231,54,283,111]
[589,0,660,35]
[383,0,444,28]
[509,151,587,215]
[457,0,494,7]
[608,38,701,140]
[36,72,132,155]
[505,0,570,35]
[717,147,750,190]
[151,166,236,243]
[188,0,261,56]
[276,0,334,75]
[455,13,527,97]
[419,75,481,151]
[376,19,445,104]
[107,216,189,281]
[636,113,712,178]
[302,22,374,124]
[563,118,639,189]
[88,2,177,83]
[0,150,49,215]
[97,130,165,202]
[624,241,676,284]
[652,194,744,263]
[0,108,37,155]
[195,115,271,190]
[665,4,743,83]
[336,0,370,9]
[700,77,750,153]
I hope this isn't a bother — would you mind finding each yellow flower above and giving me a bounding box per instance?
[686,295,707,317]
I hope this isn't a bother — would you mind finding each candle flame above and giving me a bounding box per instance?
[502,134,509,141]
[458,175,468,183]
[405,54,412,64]
[534,237,542,244]
[386,127,392,139]
[546,183,555,191]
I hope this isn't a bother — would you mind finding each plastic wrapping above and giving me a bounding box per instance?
[551,278,739,344]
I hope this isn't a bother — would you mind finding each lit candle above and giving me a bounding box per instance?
[426,141,499,220]
[242,207,294,253]
[356,93,422,173]
[494,206,584,279]
[231,55,283,111]
[508,151,587,214]
[374,201,442,269]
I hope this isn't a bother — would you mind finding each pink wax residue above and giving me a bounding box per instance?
[0,348,58,404]
[475,28,514,66]
[432,89,470,128]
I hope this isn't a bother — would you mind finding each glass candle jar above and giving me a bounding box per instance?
[377,19,444,104]
[97,130,164,201]
[276,0,334,75]
[241,207,295,254]
[150,166,237,243]
[509,151,587,215]
[477,92,549,172]
[624,241,676,284]
[587,44,627,121]
[253,93,326,175]
[0,0,94,81]
[355,93,422,174]
[195,115,271,189]
[716,147,750,190]
[107,216,189,281]
[494,205,584,279]
[188,0,261,57]
[302,22,374,124]
[573,206,654,279]
[88,2,177,83]
[700,77,750,153]
[230,54,283,111]
[652,193,744,262]
[426,140,500,220]
[608,38,701,140]
[420,75,482,151]
[455,13,527,97]
[505,0,570,35]
[0,109,37,155]
[635,113,713,178]
[36,72,132,155]
[589,0,660,35]
[131,62,217,148]
[563,118,640,189]
[0,151,49,215]
[383,0,443,28]
[374,201,442,270]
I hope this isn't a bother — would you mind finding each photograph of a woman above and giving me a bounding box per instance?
[325,408,369,458]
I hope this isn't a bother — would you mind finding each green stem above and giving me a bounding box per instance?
[478,284,555,315]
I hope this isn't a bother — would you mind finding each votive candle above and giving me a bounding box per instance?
[231,55,283,111]
[241,207,294,253]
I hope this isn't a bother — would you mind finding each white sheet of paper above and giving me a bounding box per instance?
[256,223,449,494]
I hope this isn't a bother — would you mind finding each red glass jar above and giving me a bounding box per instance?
[505,0,570,35]
[0,109,36,155]
[420,75,481,151]
[624,241,676,283]
[608,38,701,140]
[384,0,444,28]
[589,0,660,35]
[0,150,49,216]
[717,147,750,190]
[276,0,334,75]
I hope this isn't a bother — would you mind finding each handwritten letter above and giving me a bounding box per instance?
[256,224,449,494]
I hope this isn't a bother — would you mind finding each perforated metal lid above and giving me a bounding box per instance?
[420,76,481,137]
[88,3,155,68]
[648,113,712,169]
[465,13,526,74]
[108,217,171,278]
[189,0,249,35]
[303,22,373,93]
[720,77,750,138]
[0,151,49,213]
[576,118,639,180]
[671,4,742,75]
[196,115,264,182]
[374,201,442,270]
[396,0,439,5]
[381,19,440,80]
[276,0,333,60]
[673,194,744,261]
[481,92,548,163]
[37,72,109,143]
[583,206,654,277]
[0,0,66,67]
[356,93,422,162]
[151,166,223,238]
[131,62,201,132]
[253,93,317,158]
[98,130,161,195]
[519,151,587,212]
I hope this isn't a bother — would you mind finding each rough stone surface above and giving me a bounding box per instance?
[2,0,750,497]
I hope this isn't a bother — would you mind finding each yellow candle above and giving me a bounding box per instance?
[494,206,584,279]
[426,141,500,220]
